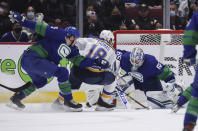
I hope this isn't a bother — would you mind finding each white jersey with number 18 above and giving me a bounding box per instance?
[76,37,117,72]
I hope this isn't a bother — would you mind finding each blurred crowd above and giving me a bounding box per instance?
[0,0,197,42]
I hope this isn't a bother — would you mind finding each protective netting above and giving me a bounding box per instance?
[114,30,184,46]
[114,30,186,109]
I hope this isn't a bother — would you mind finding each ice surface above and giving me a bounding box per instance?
[0,103,197,131]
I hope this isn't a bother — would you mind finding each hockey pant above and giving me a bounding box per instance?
[20,49,72,100]
[69,66,116,100]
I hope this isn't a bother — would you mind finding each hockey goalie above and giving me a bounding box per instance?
[111,47,183,109]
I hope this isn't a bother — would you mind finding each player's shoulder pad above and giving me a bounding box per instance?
[145,54,164,70]
[144,54,158,65]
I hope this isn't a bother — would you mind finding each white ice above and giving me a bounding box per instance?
[0,103,197,131]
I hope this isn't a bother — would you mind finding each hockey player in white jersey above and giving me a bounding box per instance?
[53,30,117,111]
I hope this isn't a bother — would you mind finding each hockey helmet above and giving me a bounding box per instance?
[99,30,114,45]
[130,47,145,70]
[65,26,80,39]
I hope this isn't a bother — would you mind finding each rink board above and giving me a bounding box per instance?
[0,42,197,103]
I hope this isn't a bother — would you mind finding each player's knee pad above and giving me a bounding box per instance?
[103,81,116,93]
[54,67,69,83]
[146,91,174,109]
[103,72,115,85]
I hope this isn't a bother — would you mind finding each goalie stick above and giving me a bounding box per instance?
[0,82,32,92]
[116,84,129,109]
[115,86,150,110]
[106,66,150,110]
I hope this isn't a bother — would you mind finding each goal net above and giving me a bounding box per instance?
[113,30,196,109]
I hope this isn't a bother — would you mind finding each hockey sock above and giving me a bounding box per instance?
[101,89,113,103]
[184,96,198,126]
[58,81,72,101]
[54,67,72,100]
[178,86,193,105]
[19,84,36,100]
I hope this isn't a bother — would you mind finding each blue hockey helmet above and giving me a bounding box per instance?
[130,47,145,70]
[65,26,80,39]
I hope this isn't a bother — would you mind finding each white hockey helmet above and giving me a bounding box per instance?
[130,47,145,70]
[99,30,114,45]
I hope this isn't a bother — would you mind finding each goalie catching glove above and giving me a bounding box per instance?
[165,82,183,102]
[182,47,197,66]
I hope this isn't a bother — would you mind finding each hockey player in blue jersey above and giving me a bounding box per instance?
[116,47,183,109]
[173,11,198,131]
[7,11,110,112]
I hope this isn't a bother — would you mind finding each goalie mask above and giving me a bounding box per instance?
[130,47,145,70]
[99,30,114,46]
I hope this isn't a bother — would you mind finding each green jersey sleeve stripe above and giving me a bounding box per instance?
[182,30,198,46]
[186,97,198,116]
[69,55,85,66]
[35,22,42,34]
[40,23,48,37]
[158,66,173,80]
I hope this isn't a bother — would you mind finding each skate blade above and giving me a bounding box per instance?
[95,106,114,111]
[63,106,83,112]
[51,103,64,111]
[6,101,24,111]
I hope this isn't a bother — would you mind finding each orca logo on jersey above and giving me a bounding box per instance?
[58,44,71,58]
[128,72,143,82]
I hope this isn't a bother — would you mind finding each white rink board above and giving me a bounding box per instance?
[0,43,104,93]
[0,42,197,93]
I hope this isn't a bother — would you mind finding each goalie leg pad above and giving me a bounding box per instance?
[86,89,100,107]
[146,91,174,109]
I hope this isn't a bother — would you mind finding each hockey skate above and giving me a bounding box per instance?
[171,102,182,113]
[95,96,116,111]
[51,98,64,111]
[183,121,196,131]
[63,99,83,112]
[7,92,25,110]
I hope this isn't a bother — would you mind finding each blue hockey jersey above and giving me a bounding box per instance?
[20,20,94,68]
[116,49,175,92]
[182,11,198,59]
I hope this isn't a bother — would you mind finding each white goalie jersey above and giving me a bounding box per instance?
[76,37,117,72]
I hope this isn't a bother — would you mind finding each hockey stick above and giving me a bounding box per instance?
[106,67,150,110]
[0,82,32,92]
[115,86,150,110]
[116,84,129,109]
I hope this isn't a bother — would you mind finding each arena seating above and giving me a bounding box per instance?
[126,7,163,22]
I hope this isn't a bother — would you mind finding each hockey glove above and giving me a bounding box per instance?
[182,48,197,66]
[166,83,183,102]
[95,58,110,69]
[182,57,196,66]
[9,11,26,24]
